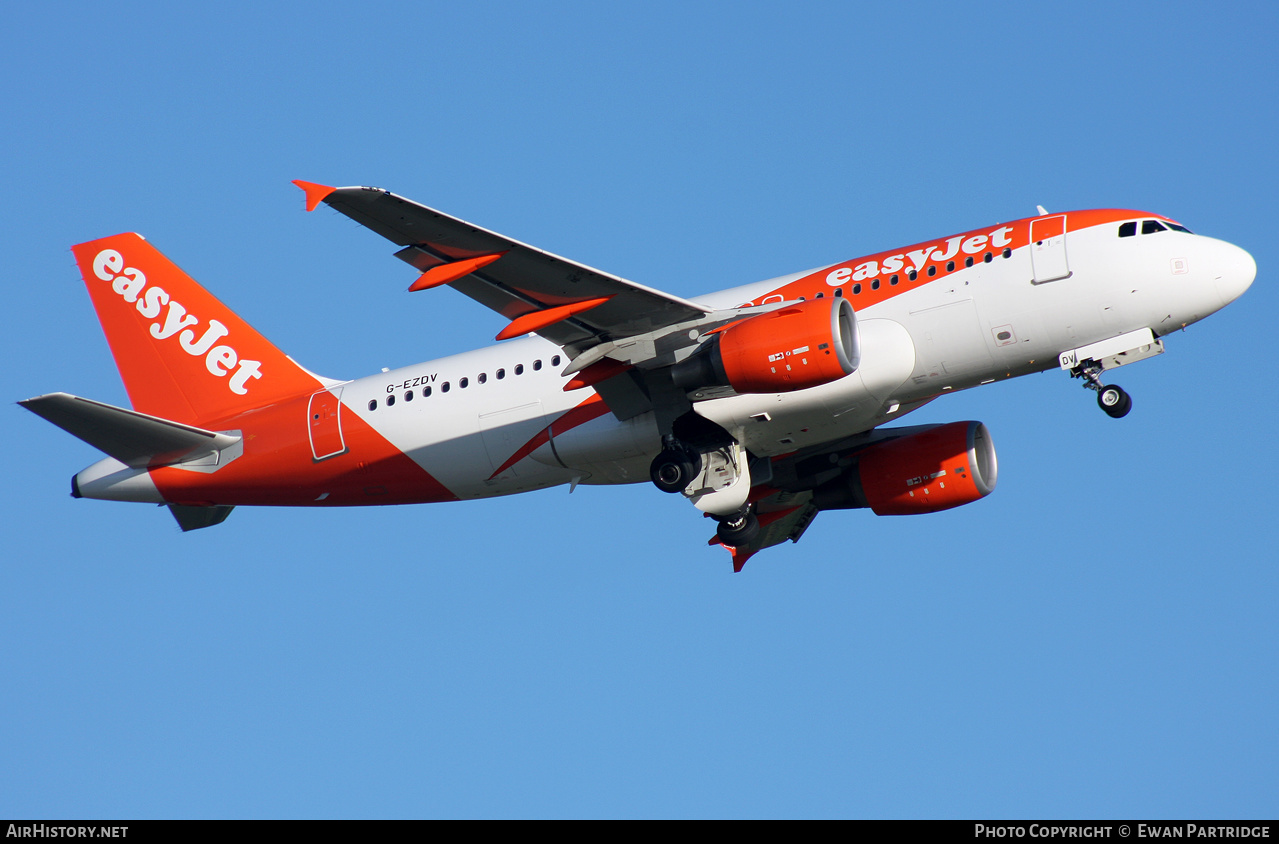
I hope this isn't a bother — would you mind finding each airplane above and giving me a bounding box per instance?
[20,182,1256,570]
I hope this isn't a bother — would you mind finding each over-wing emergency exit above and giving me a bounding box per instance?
[21,182,1256,569]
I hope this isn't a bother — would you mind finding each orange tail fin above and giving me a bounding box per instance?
[72,233,323,426]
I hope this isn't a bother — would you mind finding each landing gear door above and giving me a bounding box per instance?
[308,387,347,461]
[1030,214,1070,283]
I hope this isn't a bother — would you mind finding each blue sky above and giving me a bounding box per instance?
[3,0,1276,818]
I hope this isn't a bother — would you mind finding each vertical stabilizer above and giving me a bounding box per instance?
[71,234,322,426]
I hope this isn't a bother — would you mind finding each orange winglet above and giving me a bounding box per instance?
[495,296,612,342]
[730,547,755,573]
[408,252,507,292]
[706,538,756,573]
[292,180,336,212]
[563,357,632,391]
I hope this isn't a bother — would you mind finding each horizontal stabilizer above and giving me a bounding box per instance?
[20,392,241,468]
[169,504,235,531]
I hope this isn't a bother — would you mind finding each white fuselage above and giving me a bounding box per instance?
[324,215,1254,501]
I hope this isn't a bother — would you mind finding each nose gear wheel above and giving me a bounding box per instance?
[1070,360,1132,419]
[1097,384,1132,418]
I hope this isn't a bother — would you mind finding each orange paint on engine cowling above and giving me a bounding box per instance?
[857,421,997,515]
[717,298,857,393]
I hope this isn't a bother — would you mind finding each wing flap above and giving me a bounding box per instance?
[20,393,241,468]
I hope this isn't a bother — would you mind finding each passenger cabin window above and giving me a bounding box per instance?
[515,364,524,375]
[1142,220,1167,234]
[1118,222,1137,237]
[405,390,414,401]
[497,368,505,379]
[478,372,487,384]
[459,377,468,388]
[386,394,395,407]
[533,360,542,371]
[368,399,378,411]
[442,382,450,393]
[552,355,561,366]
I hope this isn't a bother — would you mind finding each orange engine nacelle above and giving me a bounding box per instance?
[815,421,998,515]
[673,298,859,394]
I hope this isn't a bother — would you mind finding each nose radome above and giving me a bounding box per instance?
[1212,240,1256,308]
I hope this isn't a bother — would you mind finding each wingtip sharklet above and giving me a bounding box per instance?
[292,180,336,212]
[707,536,754,572]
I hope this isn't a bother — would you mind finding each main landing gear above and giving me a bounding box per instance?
[714,505,760,546]
[650,414,758,547]
[1071,361,1132,419]
[651,432,758,545]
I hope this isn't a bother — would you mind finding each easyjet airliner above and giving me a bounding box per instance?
[21,182,1256,570]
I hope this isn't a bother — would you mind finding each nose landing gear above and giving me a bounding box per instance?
[1071,360,1132,418]
[1096,384,1132,418]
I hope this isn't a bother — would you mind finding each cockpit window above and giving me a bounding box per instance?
[1118,222,1137,237]
[1141,219,1167,234]
[1166,222,1193,234]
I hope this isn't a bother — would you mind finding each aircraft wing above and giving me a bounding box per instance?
[295,182,711,351]
[713,495,820,572]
